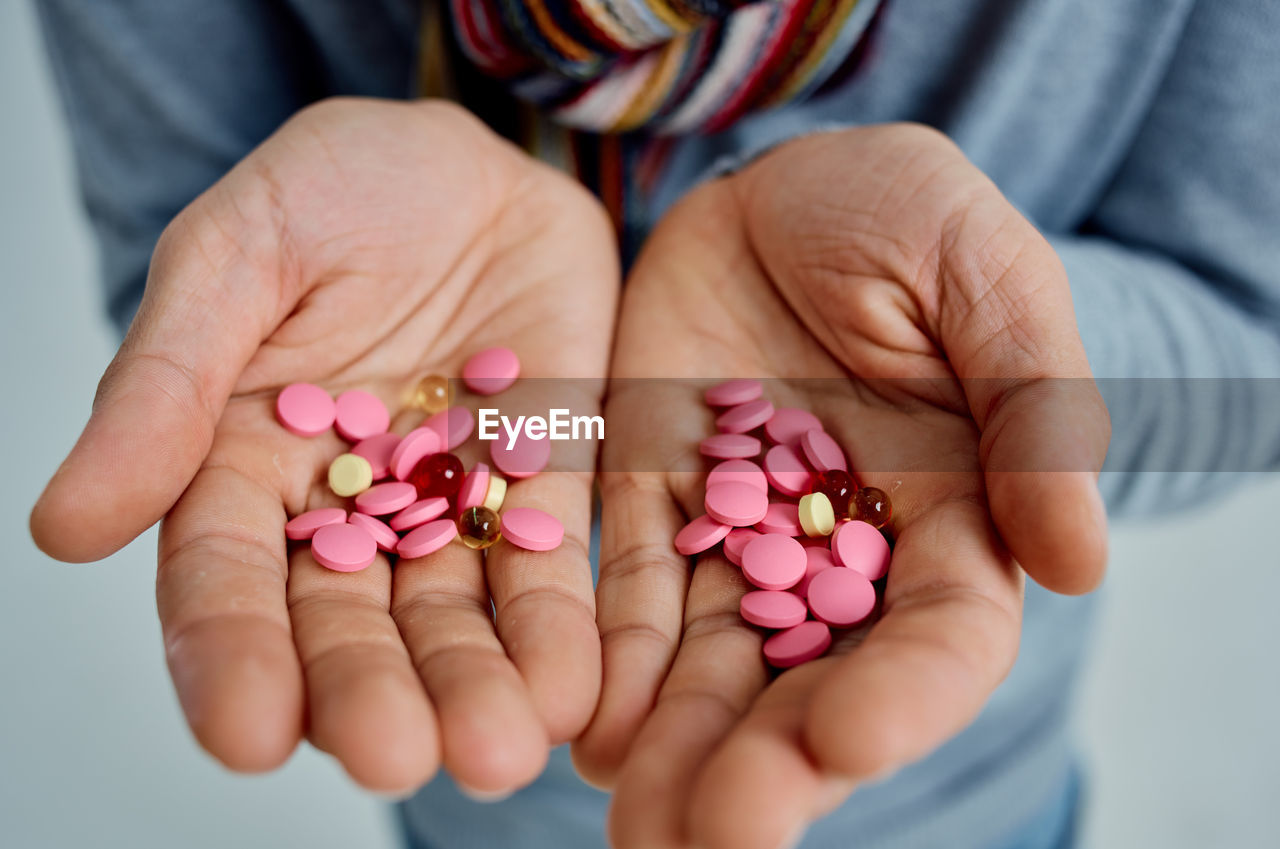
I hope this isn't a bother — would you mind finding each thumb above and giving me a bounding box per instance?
[737,125,1110,594]
[31,178,289,562]
[932,190,1111,595]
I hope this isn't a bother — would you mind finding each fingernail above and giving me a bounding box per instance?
[456,782,514,803]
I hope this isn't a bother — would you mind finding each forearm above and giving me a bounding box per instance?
[1055,234,1280,516]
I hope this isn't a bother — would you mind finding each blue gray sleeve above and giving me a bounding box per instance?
[35,0,421,331]
[1046,0,1280,514]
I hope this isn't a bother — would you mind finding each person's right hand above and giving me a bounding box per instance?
[30,99,619,796]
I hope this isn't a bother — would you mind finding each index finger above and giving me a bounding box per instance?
[572,380,710,786]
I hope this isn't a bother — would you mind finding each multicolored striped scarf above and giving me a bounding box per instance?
[448,0,884,134]
[431,0,886,247]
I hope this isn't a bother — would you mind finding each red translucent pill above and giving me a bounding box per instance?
[811,469,855,520]
[408,453,465,498]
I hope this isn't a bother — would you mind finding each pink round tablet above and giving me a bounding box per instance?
[706,459,768,492]
[699,433,762,460]
[347,512,399,553]
[501,507,564,552]
[285,507,347,541]
[763,621,832,668]
[807,567,876,627]
[740,590,808,629]
[462,347,520,395]
[715,399,775,434]
[704,482,769,527]
[794,547,836,599]
[490,429,552,480]
[351,432,400,480]
[426,406,476,451]
[741,534,807,591]
[674,514,732,556]
[723,527,762,566]
[390,497,451,532]
[704,379,763,407]
[765,408,824,447]
[311,522,377,572]
[755,502,802,537]
[831,520,892,581]
[275,383,335,437]
[334,390,390,442]
[763,444,812,497]
[799,428,847,472]
[390,426,442,481]
[455,463,491,514]
[397,518,457,559]
[354,481,418,516]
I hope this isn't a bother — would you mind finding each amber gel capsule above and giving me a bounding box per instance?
[458,506,502,550]
[412,374,452,414]
[850,486,892,529]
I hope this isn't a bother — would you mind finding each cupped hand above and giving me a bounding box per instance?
[573,125,1109,848]
[31,99,619,795]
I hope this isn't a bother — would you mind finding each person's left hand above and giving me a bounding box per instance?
[573,125,1110,848]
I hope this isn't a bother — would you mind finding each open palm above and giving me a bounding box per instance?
[575,126,1110,848]
[31,99,618,795]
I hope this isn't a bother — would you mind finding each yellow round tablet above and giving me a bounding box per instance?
[482,474,508,512]
[329,453,373,497]
[798,492,835,537]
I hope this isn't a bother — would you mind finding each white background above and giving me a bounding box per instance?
[2,1,1277,846]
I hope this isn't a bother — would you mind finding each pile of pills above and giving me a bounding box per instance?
[278,347,563,573]
[674,379,893,669]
